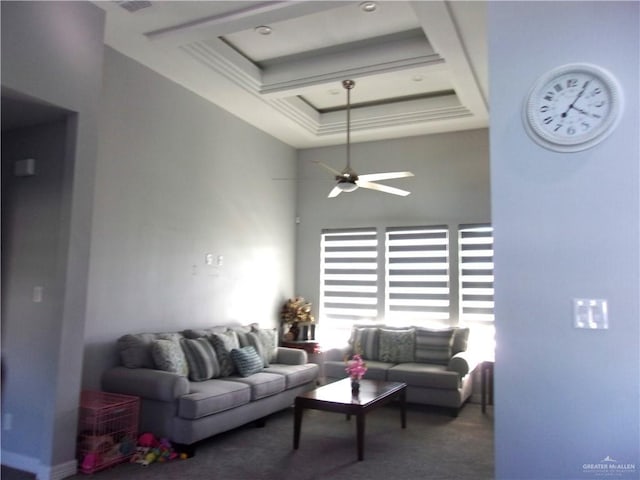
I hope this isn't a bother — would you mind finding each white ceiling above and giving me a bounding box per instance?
[95,0,488,148]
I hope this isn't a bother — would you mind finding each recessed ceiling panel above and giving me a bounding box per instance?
[222,1,421,62]
[94,0,489,148]
[300,68,454,111]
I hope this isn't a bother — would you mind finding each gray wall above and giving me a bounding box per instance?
[2,119,68,458]
[489,2,639,478]
[82,48,298,388]
[295,128,490,327]
[1,1,105,476]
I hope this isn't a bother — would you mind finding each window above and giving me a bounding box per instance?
[385,226,450,325]
[319,228,378,336]
[318,223,494,353]
[458,224,494,323]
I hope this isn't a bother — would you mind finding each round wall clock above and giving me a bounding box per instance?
[523,63,623,152]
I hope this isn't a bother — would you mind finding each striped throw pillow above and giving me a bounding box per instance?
[230,346,264,377]
[351,327,380,360]
[415,328,455,365]
[180,338,221,381]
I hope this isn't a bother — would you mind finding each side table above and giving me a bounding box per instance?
[281,340,320,355]
[481,359,494,413]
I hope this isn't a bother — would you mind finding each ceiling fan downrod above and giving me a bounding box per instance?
[344,79,355,172]
[315,78,413,198]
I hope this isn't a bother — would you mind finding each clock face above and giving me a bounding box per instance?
[524,64,623,152]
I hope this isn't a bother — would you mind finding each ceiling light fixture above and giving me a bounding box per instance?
[254,25,272,35]
[313,80,414,198]
[359,1,377,13]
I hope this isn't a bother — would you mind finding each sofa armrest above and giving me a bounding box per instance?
[275,347,307,365]
[323,346,352,363]
[447,351,480,379]
[101,366,189,402]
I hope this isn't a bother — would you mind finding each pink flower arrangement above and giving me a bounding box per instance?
[345,353,367,380]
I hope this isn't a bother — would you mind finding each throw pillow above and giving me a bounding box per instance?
[209,331,240,377]
[451,327,470,355]
[378,328,415,363]
[230,346,264,377]
[151,339,189,377]
[350,327,380,360]
[180,338,221,381]
[414,328,455,365]
[248,327,278,367]
[230,324,255,347]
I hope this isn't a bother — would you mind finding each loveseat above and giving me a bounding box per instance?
[101,324,319,446]
[323,324,479,416]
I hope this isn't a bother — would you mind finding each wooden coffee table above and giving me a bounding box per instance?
[293,378,407,461]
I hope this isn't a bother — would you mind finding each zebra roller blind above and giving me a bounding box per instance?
[385,226,450,324]
[320,228,379,323]
[459,224,494,323]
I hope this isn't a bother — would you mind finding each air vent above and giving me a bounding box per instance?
[115,1,152,13]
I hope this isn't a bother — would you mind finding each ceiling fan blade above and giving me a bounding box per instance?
[358,171,414,182]
[314,161,343,176]
[357,180,411,196]
[328,185,343,198]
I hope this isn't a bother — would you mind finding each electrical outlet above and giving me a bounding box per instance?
[573,298,609,329]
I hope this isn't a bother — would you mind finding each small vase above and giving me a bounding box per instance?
[351,379,360,395]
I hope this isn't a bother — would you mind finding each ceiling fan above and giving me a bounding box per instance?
[316,79,414,198]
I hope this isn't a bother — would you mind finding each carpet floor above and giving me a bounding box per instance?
[2,403,493,480]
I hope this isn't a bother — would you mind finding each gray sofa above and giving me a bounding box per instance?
[323,324,479,415]
[101,324,319,445]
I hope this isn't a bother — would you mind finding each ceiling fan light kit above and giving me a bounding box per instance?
[317,79,414,198]
[336,180,359,192]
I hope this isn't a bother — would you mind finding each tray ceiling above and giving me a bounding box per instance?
[95,1,488,148]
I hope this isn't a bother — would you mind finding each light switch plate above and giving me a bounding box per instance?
[573,298,609,329]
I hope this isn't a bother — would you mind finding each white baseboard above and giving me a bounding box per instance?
[1,450,77,480]
[1,449,39,475]
[38,459,78,480]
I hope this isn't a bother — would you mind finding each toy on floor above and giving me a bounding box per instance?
[131,432,188,466]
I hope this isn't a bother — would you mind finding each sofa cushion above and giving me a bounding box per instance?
[263,363,319,389]
[225,372,286,400]
[415,328,455,365]
[178,379,251,419]
[357,359,394,381]
[387,362,461,390]
[210,331,239,377]
[324,359,394,381]
[248,328,278,367]
[151,339,189,377]
[350,327,380,360]
[181,338,221,381]
[117,333,158,368]
[378,328,415,363]
[182,326,228,339]
[230,346,263,377]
